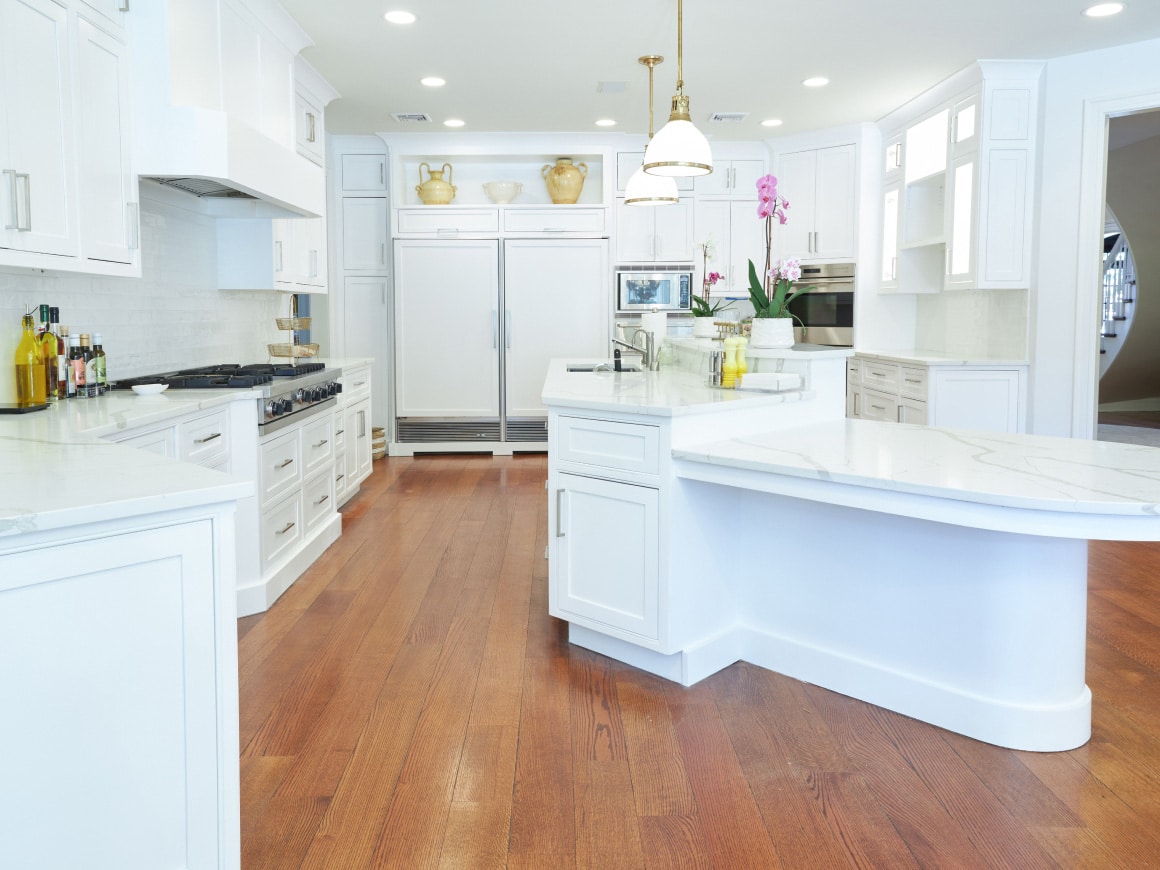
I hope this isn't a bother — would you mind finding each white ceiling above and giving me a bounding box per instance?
[280,0,1160,141]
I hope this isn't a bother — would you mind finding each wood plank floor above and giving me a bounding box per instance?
[239,454,1160,868]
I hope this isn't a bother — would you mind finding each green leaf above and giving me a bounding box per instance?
[747,260,770,317]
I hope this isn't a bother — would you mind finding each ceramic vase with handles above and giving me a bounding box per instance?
[749,317,795,349]
[417,162,456,204]
[542,157,588,204]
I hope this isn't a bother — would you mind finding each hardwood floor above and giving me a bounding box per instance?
[239,454,1160,868]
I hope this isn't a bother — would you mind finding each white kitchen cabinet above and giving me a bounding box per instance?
[217,216,327,292]
[336,363,372,505]
[75,15,137,267]
[220,0,295,146]
[341,197,388,271]
[694,198,766,299]
[552,471,660,641]
[503,238,609,421]
[775,144,855,262]
[295,89,324,165]
[394,208,500,237]
[846,354,1025,432]
[341,153,387,192]
[0,0,77,259]
[75,0,123,35]
[275,217,327,292]
[693,159,764,197]
[342,277,388,428]
[502,207,605,237]
[394,239,502,421]
[615,196,694,263]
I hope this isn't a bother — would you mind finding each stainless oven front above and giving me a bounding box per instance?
[785,263,855,347]
[616,270,693,313]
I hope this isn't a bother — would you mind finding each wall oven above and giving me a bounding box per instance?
[616,269,693,313]
[785,262,855,347]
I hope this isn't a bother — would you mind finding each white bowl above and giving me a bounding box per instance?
[483,181,522,204]
[131,383,169,396]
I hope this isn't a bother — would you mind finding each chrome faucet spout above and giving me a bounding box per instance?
[612,328,658,370]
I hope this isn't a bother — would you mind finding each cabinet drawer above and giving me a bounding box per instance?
[261,492,302,570]
[860,360,900,393]
[112,425,176,458]
[260,430,300,506]
[860,389,899,422]
[303,469,336,532]
[179,410,229,467]
[503,208,605,235]
[899,396,928,425]
[301,414,334,477]
[396,208,499,235]
[846,358,861,385]
[899,366,928,400]
[557,416,660,475]
[341,366,372,401]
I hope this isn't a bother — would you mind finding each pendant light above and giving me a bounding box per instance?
[643,0,713,177]
[624,55,679,206]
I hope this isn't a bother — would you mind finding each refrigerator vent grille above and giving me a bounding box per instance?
[396,419,502,442]
[506,419,549,442]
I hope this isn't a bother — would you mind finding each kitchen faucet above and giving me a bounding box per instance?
[610,328,658,370]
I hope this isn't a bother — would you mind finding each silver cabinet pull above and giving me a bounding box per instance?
[313,494,329,506]
[276,458,293,469]
[118,0,129,9]
[853,392,861,416]
[274,240,284,272]
[306,111,316,143]
[14,173,30,231]
[194,432,222,444]
[275,521,295,536]
[335,429,345,436]
[336,473,345,482]
[313,439,328,448]
[555,489,565,537]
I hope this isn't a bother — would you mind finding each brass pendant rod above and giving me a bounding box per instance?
[638,55,664,139]
[676,0,684,97]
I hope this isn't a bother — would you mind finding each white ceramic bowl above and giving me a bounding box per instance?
[131,383,169,396]
[483,181,522,204]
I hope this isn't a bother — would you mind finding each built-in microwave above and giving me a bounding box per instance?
[785,263,855,347]
[616,270,693,313]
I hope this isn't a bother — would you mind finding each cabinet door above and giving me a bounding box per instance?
[945,153,976,290]
[898,397,928,425]
[776,150,816,260]
[295,92,323,165]
[297,217,326,292]
[614,197,655,262]
[881,183,901,289]
[75,18,136,266]
[343,276,388,428]
[859,388,898,423]
[351,397,372,483]
[652,197,695,262]
[813,144,856,260]
[341,154,387,192]
[0,0,76,257]
[730,160,766,194]
[552,472,659,641]
[394,239,500,418]
[929,368,1021,433]
[503,238,608,419]
[341,197,388,271]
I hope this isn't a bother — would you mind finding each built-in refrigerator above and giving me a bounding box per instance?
[393,237,609,447]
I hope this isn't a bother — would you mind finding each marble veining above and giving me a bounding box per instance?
[674,419,1160,515]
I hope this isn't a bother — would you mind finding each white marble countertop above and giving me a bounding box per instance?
[541,358,814,418]
[854,348,1030,367]
[667,336,854,360]
[0,392,255,540]
[674,418,1160,521]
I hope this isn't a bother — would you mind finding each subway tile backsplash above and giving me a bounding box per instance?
[0,193,289,403]
[915,289,1029,359]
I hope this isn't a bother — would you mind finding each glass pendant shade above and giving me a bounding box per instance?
[624,164,679,206]
[643,117,713,177]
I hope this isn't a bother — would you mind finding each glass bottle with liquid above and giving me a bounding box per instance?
[57,323,71,397]
[38,304,59,401]
[92,333,107,395]
[68,334,86,399]
[14,312,46,407]
[80,334,97,398]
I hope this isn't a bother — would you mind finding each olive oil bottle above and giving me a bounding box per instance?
[14,312,46,407]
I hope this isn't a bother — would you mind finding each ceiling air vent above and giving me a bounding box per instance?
[391,112,434,123]
[708,112,749,123]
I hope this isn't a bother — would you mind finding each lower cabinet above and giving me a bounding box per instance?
[846,354,1025,432]
[336,364,373,505]
[552,471,660,641]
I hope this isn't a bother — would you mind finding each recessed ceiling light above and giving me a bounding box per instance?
[802,77,830,88]
[384,10,416,24]
[761,119,784,128]
[1083,2,1124,16]
[443,118,465,128]
[595,119,617,127]
[420,76,445,87]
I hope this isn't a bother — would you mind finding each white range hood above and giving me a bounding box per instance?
[129,0,326,217]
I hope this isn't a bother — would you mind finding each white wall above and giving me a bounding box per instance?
[1032,37,1160,437]
[0,186,287,404]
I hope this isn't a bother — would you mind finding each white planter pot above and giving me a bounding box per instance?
[749,317,795,348]
[692,317,718,338]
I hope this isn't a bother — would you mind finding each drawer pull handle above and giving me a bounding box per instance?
[313,439,328,448]
[905,379,922,384]
[870,404,886,412]
[555,489,565,537]
[275,521,295,536]
[194,432,222,444]
[314,494,329,506]
[354,381,366,387]
[336,473,345,482]
[276,458,294,469]
[335,429,345,436]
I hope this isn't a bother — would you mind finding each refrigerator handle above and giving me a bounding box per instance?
[492,310,498,349]
[505,310,512,349]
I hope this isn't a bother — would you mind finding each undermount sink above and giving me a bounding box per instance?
[566,363,642,373]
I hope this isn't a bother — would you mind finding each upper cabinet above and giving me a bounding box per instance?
[614,197,694,263]
[692,159,764,198]
[877,61,1042,293]
[294,56,339,167]
[0,0,138,275]
[775,144,856,263]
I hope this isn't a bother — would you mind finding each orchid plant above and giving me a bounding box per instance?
[691,239,731,318]
[747,174,812,319]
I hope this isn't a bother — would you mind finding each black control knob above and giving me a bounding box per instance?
[310,387,323,402]
[326,382,337,397]
[265,400,284,417]
[278,397,294,415]
[334,382,343,394]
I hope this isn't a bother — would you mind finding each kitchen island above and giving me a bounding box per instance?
[543,356,1160,752]
[0,396,252,869]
